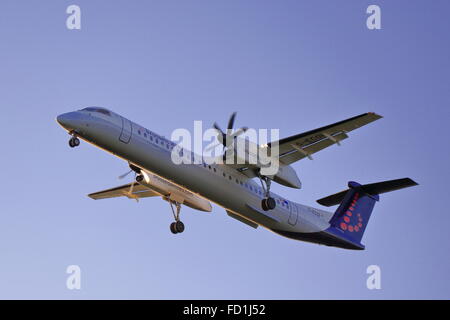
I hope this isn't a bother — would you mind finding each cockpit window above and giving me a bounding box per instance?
[81,107,111,116]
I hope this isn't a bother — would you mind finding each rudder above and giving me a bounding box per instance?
[329,181,379,243]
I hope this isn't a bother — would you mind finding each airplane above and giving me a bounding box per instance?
[56,107,418,250]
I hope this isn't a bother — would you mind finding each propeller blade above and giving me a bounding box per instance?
[118,169,133,180]
[213,122,227,145]
[212,112,245,150]
[227,112,237,130]
[129,181,135,194]
[213,122,223,134]
[230,127,248,139]
[128,180,140,202]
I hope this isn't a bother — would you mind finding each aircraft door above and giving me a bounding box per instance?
[288,203,298,226]
[119,117,132,143]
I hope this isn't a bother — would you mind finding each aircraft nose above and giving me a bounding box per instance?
[56,112,79,131]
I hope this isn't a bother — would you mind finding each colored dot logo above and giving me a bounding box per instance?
[339,193,363,233]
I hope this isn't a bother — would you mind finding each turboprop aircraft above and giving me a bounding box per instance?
[56,107,417,250]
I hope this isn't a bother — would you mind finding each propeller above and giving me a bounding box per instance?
[118,165,140,202]
[207,112,248,152]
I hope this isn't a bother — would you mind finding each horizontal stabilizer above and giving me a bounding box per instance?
[317,178,418,207]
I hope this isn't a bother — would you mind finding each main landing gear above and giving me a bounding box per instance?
[132,168,185,235]
[168,200,185,234]
[258,175,276,211]
[68,132,80,148]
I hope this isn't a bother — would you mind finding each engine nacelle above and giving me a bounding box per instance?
[139,171,212,212]
[272,164,302,189]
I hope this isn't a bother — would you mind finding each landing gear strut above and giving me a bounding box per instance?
[68,132,80,148]
[258,175,276,211]
[169,200,185,234]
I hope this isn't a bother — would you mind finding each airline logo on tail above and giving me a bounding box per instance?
[339,192,364,233]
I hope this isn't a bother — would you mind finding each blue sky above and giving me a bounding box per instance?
[0,0,449,299]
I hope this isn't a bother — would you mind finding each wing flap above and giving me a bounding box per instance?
[280,132,349,164]
[227,210,259,228]
[88,183,160,200]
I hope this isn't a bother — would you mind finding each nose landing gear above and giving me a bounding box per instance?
[68,133,80,148]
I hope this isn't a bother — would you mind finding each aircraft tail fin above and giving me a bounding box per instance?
[318,178,418,247]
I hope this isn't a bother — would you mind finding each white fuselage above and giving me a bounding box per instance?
[57,109,335,243]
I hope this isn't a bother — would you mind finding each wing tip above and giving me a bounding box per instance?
[402,177,419,187]
[87,194,98,200]
[367,112,383,119]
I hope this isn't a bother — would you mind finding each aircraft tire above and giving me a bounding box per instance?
[261,199,269,211]
[170,222,178,234]
[267,197,276,210]
[175,221,185,233]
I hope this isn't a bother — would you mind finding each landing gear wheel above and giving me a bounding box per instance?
[266,197,276,210]
[136,174,144,182]
[170,222,178,234]
[257,174,276,210]
[261,197,276,211]
[261,199,269,211]
[69,137,80,148]
[175,221,185,233]
[168,201,185,234]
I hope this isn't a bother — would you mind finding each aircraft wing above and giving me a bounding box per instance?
[266,112,382,165]
[88,182,160,200]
